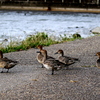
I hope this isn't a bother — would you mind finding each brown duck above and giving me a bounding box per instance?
[0,50,18,73]
[37,49,65,75]
[36,45,54,68]
[55,49,79,65]
[96,52,100,68]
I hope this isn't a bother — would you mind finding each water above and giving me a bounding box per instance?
[0,10,100,43]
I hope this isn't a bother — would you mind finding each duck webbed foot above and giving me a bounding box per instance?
[6,69,9,73]
[51,69,54,75]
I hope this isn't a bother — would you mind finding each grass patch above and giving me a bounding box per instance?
[0,32,82,53]
[60,33,82,42]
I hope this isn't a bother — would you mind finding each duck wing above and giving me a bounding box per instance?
[58,56,69,64]
[2,57,18,63]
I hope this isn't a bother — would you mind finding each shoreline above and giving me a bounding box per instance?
[0,6,100,13]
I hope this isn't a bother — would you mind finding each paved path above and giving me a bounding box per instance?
[0,35,100,100]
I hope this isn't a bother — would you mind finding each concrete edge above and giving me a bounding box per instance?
[0,6,100,13]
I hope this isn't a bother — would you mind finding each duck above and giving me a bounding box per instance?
[54,49,79,65]
[37,49,65,75]
[36,45,54,68]
[0,50,18,73]
[36,45,44,68]
[96,52,100,68]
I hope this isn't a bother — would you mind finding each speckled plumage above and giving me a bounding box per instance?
[38,49,64,75]
[55,49,79,65]
[0,51,18,73]
[36,45,54,68]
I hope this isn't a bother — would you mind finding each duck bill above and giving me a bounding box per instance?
[36,51,41,53]
[54,52,58,54]
[94,54,97,56]
[34,47,38,49]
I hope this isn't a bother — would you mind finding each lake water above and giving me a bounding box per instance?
[0,10,100,43]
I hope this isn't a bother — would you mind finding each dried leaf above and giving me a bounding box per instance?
[32,79,37,81]
[69,80,77,83]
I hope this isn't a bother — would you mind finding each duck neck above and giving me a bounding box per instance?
[42,52,47,63]
[61,52,64,56]
[40,48,42,51]
[39,47,43,51]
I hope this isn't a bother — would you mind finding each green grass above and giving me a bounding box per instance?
[60,33,82,42]
[0,32,82,53]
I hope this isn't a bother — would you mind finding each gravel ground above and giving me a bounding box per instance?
[0,35,100,100]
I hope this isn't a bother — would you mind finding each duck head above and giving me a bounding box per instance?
[37,45,43,50]
[96,52,100,57]
[55,49,64,56]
